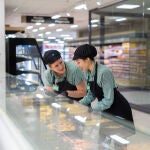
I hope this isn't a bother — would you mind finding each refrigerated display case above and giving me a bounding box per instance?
[6,38,46,86]
[1,74,150,150]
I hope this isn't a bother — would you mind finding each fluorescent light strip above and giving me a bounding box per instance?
[39,27,45,30]
[92,24,98,27]
[56,28,63,32]
[70,24,78,28]
[26,26,33,29]
[48,37,56,39]
[45,32,51,35]
[48,23,55,27]
[32,29,38,32]
[116,4,140,9]
[52,14,61,19]
[74,4,87,10]
[116,18,127,22]
[35,22,41,26]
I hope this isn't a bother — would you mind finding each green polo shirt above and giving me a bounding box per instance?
[80,62,117,111]
[44,61,85,87]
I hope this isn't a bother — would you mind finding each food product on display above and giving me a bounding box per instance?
[106,125,124,129]
[61,102,87,115]
[40,106,52,122]
[85,118,110,126]
[47,119,76,132]
[22,96,33,106]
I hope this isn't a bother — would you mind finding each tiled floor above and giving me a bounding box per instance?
[121,90,150,134]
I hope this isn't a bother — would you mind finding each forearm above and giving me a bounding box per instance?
[67,81,86,98]
[67,89,86,98]
[80,91,95,105]
[92,97,114,111]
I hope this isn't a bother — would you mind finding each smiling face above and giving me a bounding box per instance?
[75,58,89,72]
[49,58,65,76]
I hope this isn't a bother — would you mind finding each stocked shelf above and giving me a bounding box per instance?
[101,39,150,87]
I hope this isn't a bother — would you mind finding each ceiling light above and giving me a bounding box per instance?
[61,34,70,37]
[45,32,51,35]
[147,8,150,10]
[48,37,56,39]
[66,13,71,16]
[116,4,140,9]
[70,25,78,28]
[116,17,127,22]
[38,33,43,36]
[74,4,87,10]
[39,27,45,30]
[56,28,63,32]
[51,14,61,19]
[92,24,98,27]
[35,22,41,26]
[96,0,101,6]
[26,26,33,29]
[32,29,38,32]
[48,23,55,27]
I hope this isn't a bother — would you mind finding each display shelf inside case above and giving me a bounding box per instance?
[6,38,46,86]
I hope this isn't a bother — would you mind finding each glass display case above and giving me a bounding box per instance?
[1,74,150,150]
[6,38,46,86]
[88,0,150,88]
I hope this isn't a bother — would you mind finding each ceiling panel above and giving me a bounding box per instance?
[5,0,121,40]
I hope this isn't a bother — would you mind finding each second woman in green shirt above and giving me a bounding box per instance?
[73,44,134,123]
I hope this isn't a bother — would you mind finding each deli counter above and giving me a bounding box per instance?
[1,74,150,150]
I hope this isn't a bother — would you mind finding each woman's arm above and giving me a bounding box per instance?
[80,90,95,105]
[92,69,114,111]
[67,81,86,98]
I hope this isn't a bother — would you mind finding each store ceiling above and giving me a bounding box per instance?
[92,0,150,17]
[5,0,150,42]
[5,0,120,41]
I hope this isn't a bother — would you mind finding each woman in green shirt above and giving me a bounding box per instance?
[73,44,134,123]
[43,50,86,100]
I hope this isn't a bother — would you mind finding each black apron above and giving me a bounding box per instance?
[52,65,82,101]
[89,63,134,123]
